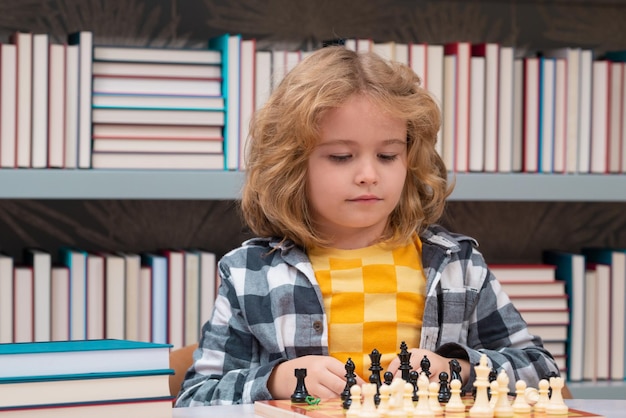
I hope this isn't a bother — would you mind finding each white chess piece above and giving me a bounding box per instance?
[523,386,539,406]
[489,380,499,409]
[428,381,444,416]
[444,379,465,414]
[378,384,391,415]
[403,381,416,415]
[385,378,409,417]
[511,380,531,414]
[414,373,434,417]
[534,379,550,413]
[469,354,493,418]
[346,384,363,418]
[493,370,513,418]
[359,383,381,418]
[546,376,569,415]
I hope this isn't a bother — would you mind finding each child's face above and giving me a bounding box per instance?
[307,94,408,249]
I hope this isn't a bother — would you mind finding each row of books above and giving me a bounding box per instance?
[0,339,173,417]
[495,247,626,383]
[342,38,626,175]
[0,248,217,350]
[0,30,231,170]
[3,30,626,173]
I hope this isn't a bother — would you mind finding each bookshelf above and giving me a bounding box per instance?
[0,170,624,201]
[1,0,625,401]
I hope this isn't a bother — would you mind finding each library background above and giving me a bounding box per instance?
[0,0,625,400]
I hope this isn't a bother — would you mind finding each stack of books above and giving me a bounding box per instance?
[91,44,226,170]
[489,263,569,377]
[0,339,173,417]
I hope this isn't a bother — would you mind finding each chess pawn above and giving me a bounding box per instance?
[546,376,569,415]
[493,370,513,418]
[533,379,550,413]
[360,383,380,418]
[511,380,532,415]
[428,381,444,416]
[384,371,395,386]
[444,379,465,414]
[378,384,392,415]
[414,374,435,417]
[403,382,416,414]
[437,371,451,403]
[346,384,363,418]
[409,370,420,402]
[488,380,499,409]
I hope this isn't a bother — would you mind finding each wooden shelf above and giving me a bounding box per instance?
[0,170,624,201]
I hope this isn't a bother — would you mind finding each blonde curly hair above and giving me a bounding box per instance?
[241,46,452,248]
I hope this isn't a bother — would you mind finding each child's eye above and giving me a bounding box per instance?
[329,154,352,162]
[378,154,398,162]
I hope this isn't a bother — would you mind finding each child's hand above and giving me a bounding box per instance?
[267,355,367,400]
[386,348,470,383]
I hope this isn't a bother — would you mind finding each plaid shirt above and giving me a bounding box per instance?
[175,224,559,406]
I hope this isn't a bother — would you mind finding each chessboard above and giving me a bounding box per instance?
[254,397,606,418]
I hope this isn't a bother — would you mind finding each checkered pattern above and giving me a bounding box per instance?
[176,225,560,406]
[308,237,426,378]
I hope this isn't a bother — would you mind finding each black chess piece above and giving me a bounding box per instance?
[341,358,358,408]
[409,370,419,402]
[420,355,431,378]
[437,371,451,403]
[383,371,394,385]
[397,341,412,382]
[291,368,310,403]
[449,358,465,396]
[368,348,382,405]
[487,367,497,399]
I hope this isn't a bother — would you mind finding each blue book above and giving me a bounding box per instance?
[0,339,171,379]
[142,254,168,344]
[581,247,626,381]
[542,250,585,381]
[604,50,626,62]
[209,33,241,171]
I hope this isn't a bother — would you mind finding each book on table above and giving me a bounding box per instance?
[0,369,173,408]
[0,397,173,418]
[0,339,171,378]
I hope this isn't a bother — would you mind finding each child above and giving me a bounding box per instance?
[175,46,559,406]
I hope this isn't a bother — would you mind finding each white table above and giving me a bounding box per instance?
[172,399,626,417]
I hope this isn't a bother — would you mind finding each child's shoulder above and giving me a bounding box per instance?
[220,236,308,266]
[421,224,478,250]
